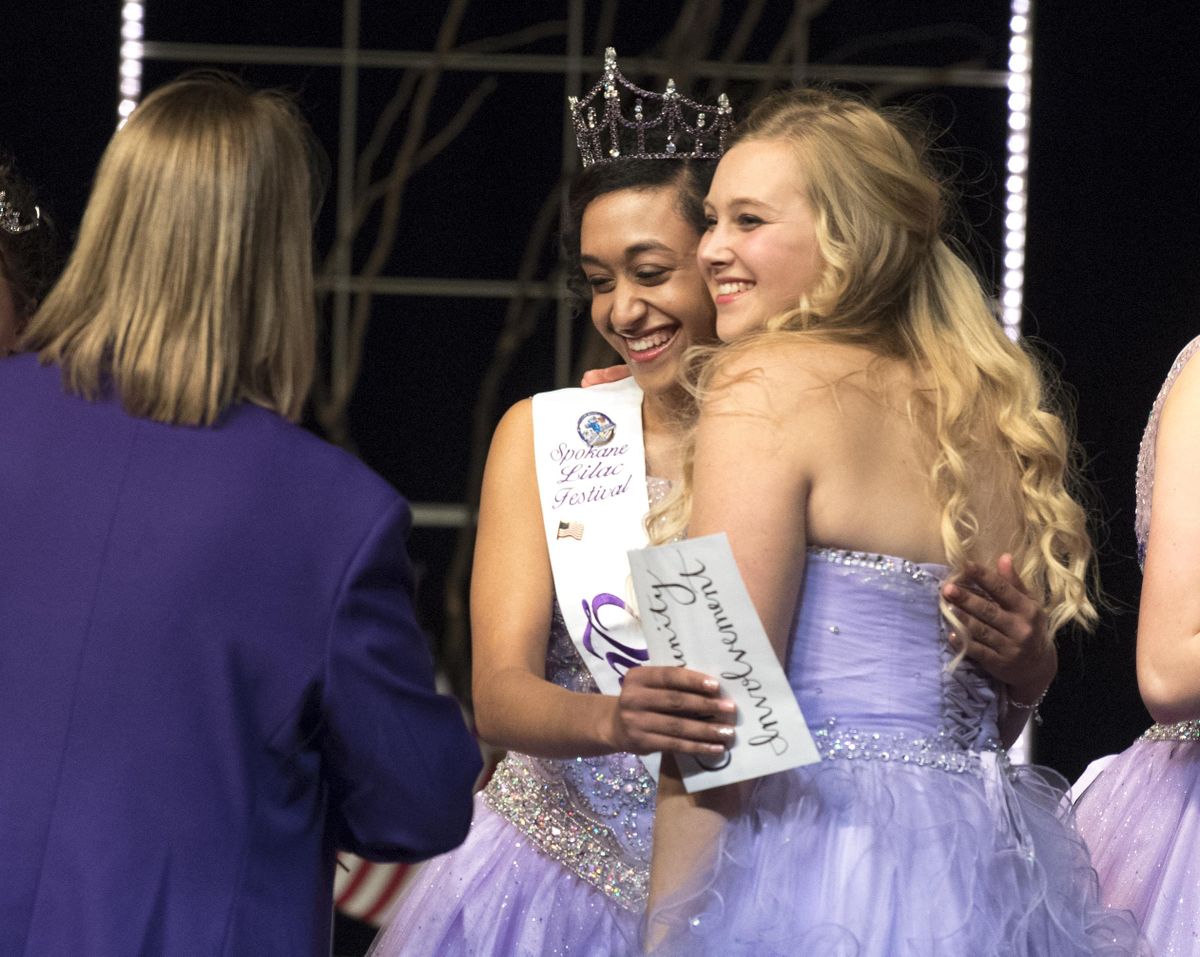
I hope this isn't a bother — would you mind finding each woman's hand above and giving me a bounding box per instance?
[941,554,1053,690]
[581,364,631,388]
[941,554,1055,709]
[610,666,736,757]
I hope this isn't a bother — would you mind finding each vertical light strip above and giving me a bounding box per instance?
[1007,0,1035,766]
[118,1,146,127]
[1002,0,1032,340]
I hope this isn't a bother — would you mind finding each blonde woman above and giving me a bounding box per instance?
[0,74,479,956]
[643,89,1146,955]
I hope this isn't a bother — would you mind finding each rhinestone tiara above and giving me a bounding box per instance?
[567,48,733,168]
[0,191,40,235]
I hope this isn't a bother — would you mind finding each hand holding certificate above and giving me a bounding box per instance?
[628,533,821,793]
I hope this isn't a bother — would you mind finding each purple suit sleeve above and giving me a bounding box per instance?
[320,496,481,860]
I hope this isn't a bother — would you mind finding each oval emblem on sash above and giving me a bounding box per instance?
[577,410,616,447]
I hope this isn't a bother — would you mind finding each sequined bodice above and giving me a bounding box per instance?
[1136,335,1200,567]
[482,605,656,910]
[791,548,1003,770]
[481,476,671,911]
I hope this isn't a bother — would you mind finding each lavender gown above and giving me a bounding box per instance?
[647,547,1147,956]
[1073,336,1200,955]
[367,480,672,957]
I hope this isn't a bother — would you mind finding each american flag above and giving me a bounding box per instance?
[556,520,584,541]
[335,855,413,927]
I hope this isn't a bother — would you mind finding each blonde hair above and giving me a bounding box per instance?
[651,88,1096,636]
[23,72,315,425]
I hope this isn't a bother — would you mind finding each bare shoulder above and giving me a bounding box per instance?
[487,397,535,457]
[1156,349,1200,460]
[495,396,534,439]
[710,334,867,375]
[705,336,883,418]
[478,398,538,498]
[1163,345,1200,415]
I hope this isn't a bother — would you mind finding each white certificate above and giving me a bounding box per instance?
[627,533,821,793]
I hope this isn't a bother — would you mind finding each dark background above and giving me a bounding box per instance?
[3,5,1199,943]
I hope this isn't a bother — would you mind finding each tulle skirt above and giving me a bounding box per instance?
[1075,737,1200,955]
[368,794,639,957]
[645,755,1148,956]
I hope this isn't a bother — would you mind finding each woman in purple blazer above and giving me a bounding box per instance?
[0,74,481,956]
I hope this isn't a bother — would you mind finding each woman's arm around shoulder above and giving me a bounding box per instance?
[1137,354,1200,723]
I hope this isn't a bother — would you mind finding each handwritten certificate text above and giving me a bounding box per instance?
[628,533,820,793]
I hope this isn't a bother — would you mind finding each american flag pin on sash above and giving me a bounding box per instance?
[556,520,584,541]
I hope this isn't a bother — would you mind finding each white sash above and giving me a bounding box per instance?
[532,379,658,775]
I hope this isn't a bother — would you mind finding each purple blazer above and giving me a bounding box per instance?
[0,354,481,956]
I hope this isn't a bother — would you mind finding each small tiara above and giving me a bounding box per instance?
[0,191,40,235]
[567,47,733,168]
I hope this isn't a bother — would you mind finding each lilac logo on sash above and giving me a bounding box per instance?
[577,411,616,447]
[580,592,648,681]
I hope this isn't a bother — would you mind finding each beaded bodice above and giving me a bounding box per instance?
[1141,720,1200,742]
[791,547,1005,772]
[480,477,671,912]
[1136,335,1200,567]
[481,605,656,911]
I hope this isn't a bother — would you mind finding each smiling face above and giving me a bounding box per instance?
[698,138,825,342]
[579,185,716,396]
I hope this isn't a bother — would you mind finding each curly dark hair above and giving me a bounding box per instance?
[560,157,716,314]
[0,155,59,319]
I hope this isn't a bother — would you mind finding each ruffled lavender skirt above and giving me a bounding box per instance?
[645,757,1148,957]
[368,794,639,957]
[1075,737,1200,955]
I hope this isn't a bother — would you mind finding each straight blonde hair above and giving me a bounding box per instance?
[651,88,1096,637]
[23,72,315,425]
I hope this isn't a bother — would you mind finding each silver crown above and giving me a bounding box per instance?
[567,48,733,168]
[0,191,39,235]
